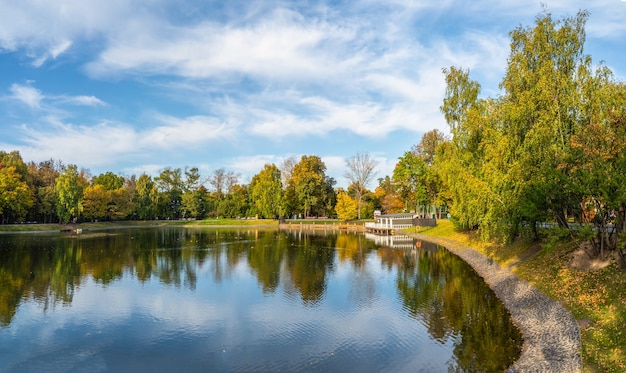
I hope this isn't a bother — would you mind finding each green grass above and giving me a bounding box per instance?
[0,218,279,232]
[419,220,626,373]
[189,218,279,226]
[0,218,367,232]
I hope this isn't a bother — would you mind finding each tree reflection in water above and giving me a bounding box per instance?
[0,228,520,371]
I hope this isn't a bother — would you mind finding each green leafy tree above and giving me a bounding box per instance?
[217,184,248,218]
[93,172,125,190]
[413,130,447,218]
[155,168,184,219]
[134,173,157,220]
[438,66,497,233]
[184,167,201,191]
[55,165,87,223]
[249,164,284,219]
[182,185,209,219]
[108,187,133,220]
[392,151,427,214]
[498,9,592,234]
[286,155,333,218]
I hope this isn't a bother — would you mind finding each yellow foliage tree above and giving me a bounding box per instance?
[335,191,357,221]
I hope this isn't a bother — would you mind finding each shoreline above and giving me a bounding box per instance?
[411,233,582,373]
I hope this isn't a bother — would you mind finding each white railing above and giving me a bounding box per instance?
[365,222,412,229]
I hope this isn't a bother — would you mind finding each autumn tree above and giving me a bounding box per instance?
[0,165,34,224]
[570,78,626,262]
[82,184,108,221]
[412,130,446,166]
[436,10,610,243]
[335,190,357,221]
[26,159,61,223]
[344,152,378,219]
[90,172,133,220]
[0,151,34,223]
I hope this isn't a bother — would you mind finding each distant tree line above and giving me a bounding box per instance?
[0,150,400,224]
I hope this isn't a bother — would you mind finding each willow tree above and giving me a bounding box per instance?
[498,9,593,234]
[438,67,494,231]
[439,10,601,241]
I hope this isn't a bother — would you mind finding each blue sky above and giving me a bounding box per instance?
[1,1,625,188]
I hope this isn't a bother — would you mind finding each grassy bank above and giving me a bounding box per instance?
[0,218,280,232]
[414,220,626,373]
[0,218,361,233]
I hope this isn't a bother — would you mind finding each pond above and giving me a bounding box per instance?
[0,228,521,372]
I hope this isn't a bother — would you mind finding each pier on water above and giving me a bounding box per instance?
[365,213,417,236]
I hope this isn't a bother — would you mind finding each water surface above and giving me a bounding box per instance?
[0,228,521,372]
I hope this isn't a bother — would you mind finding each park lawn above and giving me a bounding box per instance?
[417,220,626,373]
[0,218,361,232]
[0,218,279,232]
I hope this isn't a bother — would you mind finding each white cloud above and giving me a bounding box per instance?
[0,0,138,64]
[86,8,359,81]
[144,115,236,149]
[9,83,44,108]
[18,118,139,167]
[59,95,106,106]
[8,82,107,111]
[227,154,285,184]
[31,39,73,67]
[10,112,238,170]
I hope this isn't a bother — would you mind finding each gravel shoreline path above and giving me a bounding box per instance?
[411,234,582,373]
